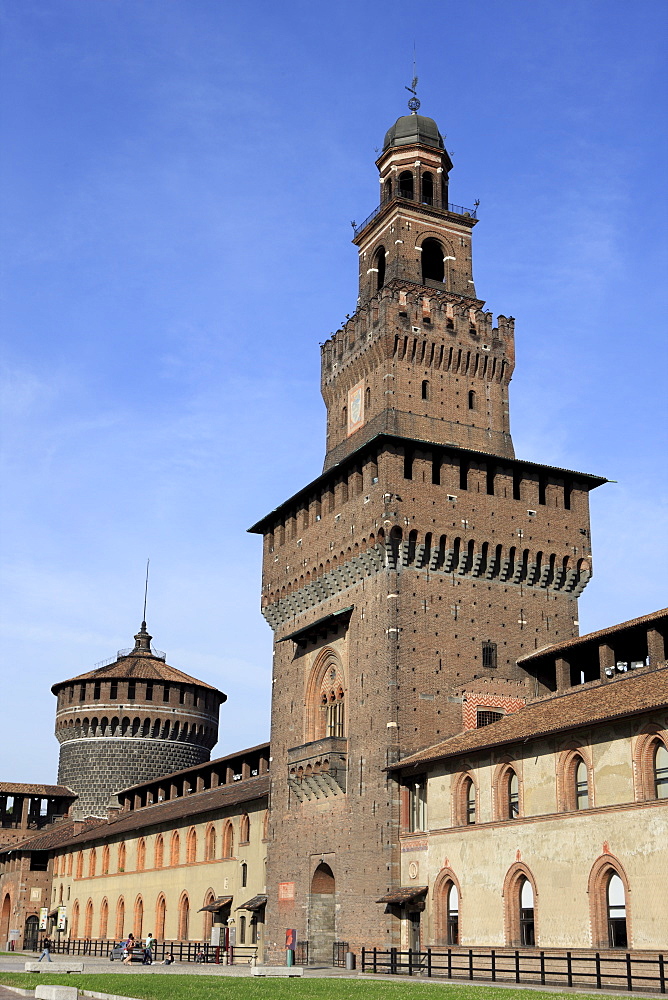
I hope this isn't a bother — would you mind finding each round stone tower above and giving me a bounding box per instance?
[52,622,226,818]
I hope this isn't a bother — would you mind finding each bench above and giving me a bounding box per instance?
[25,963,85,974]
[35,987,78,1000]
[252,966,304,977]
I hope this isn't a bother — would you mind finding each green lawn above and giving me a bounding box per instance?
[0,973,614,1000]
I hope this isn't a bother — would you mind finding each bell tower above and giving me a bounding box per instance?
[253,102,605,962]
[322,108,515,471]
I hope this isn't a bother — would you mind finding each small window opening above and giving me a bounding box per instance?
[486,465,495,495]
[575,759,589,809]
[465,779,476,825]
[163,684,170,702]
[477,709,503,727]
[421,172,434,205]
[512,469,522,501]
[145,682,153,701]
[384,178,392,202]
[79,684,86,702]
[538,475,547,505]
[365,386,371,412]
[375,246,386,290]
[399,171,414,200]
[93,682,101,700]
[408,776,427,832]
[431,455,441,485]
[341,405,347,428]
[241,862,248,888]
[482,641,497,669]
[508,772,519,818]
[421,238,445,283]
[459,459,469,491]
[127,681,136,700]
[404,449,414,480]
[564,479,572,510]
[421,380,430,401]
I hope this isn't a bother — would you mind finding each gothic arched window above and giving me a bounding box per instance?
[421,238,445,283]
[305,648,347,742]
[374,246,386,290]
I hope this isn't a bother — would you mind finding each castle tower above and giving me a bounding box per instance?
[52,622,226,818]
[251,106,606,960]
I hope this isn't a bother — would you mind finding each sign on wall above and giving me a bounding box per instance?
[38,908,48,930]
[57,907,67,932]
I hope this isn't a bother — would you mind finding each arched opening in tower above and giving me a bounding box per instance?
[399,171,414,200]
[374,247,386,290]
[310,862,336,964]
[422,238,445,283]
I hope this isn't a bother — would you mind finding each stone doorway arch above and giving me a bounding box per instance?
[309,862,335,965]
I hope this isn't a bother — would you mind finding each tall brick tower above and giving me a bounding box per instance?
[52,622,226,818]
[250,105,606,961]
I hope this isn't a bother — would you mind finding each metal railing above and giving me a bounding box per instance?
[333,941,349,967]
[360,946,667,993]
[295,940,309,966]
[353,196,477,237]
[39,937,257,965]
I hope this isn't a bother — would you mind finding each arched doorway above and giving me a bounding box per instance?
[309,862,335,965]
[1,894,11,945]
[24,915,39,951]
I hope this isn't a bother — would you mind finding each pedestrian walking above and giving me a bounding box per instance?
[37,937,52,962]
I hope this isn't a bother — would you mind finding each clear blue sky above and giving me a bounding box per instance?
[1,0,666,782]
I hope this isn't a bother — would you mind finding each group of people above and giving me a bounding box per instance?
[121,932,174,965]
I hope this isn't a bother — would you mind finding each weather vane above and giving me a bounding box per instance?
[405,44,420,113]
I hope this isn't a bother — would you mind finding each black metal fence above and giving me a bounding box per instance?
[333,941,349,967]
[39,937,257,965]
[360,946,667,993]
[295,940,309,966]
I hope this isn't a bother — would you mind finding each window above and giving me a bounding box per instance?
[519,878,535,945]
[468,389,476,410]
[102,845,109,874]
[496,765,521,820]
[654,742,668,798]
[447,883,459,944]
[84,899,94,938]
[154,835,164,868]
[178,893,189,940]
[240,814,250,844]
[205,826,216,861]
[145,682,153,701]
[155,894,166,940]
[186,828,197,864]
[89,848,96,877]
[136,838,146,871]
[374,246,386,290]
[482,641,497,669]
[575,758,589,809]
[127,681,136,700]
[508,772,519,818]
[79,684,86,702]
[99,898,109,939]
[421,238,444,283]
[465,777,476,825]
[477,709,503,728]
[607,873,627,948]
[241,862,248,888]
[170,832,180,866]
[398,170,413,199]
[421,171,434,205]
[71,901,80,938]
[326,689,345,738]
[115,898,125,940]
[93,682,101,700]
[408,776,427,832]
[163,684,170,702]
[110,681,118,699]
[421,380,430,401]
[76,852,84,878]
[223,822,234,859]
[239,915,246,944]
[117,843,126,872]
[134,895,143,939]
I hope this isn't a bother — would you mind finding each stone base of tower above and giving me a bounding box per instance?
[58,739,210,818]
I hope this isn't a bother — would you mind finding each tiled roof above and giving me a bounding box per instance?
[518,608,668,663]
[117,742,270,795]
[49,775,270,848]
[0,818,105,854]
[377,886,428,904]
[236,895,268,911]
[52,655,223,694]
[392,666,668,770]
[0,782,75,797]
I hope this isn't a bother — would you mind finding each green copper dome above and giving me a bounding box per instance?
[383,114,444,151]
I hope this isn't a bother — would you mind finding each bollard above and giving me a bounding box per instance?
[345,952,356,971]
[286,949,295,967]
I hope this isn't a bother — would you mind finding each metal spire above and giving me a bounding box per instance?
[405,43,420,114]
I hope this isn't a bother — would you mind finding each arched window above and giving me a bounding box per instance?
[76,852,83,878]
[84,899,93,938]
[117,843,126,873]
[468,390,476,410]
[201,890,216,941]
[305,648,347,742]
[421,238,445,283]
[374,246,386,290]
[560,750,591,810]
[607,873,628,948]
[588,855,631,949]
[495,764,521,820]
[421,379,430,401]
[453,772,476,826]
[170,832,180,867]
[134,895,143,939]
[115,897,125,940]
[240,814,250,844]
[154,835,164,869]
[67,853,73,876]
[447,883,459,944]
[422,172,434,205]
[178,893,189,941]
[102,845,110,875]
[186,828,197,864]
[155,894,166,941]
[136,838,146,871]
[519,879,535,945]
[341,405,347,428]
[465,778,476,825]
[241,862,248,888]
[205,825,216,860]
[222,821,234,859]
[398,170,413,199]
[384,177,392,203]
[88,849,96,878]
[99,898,108,939]
[365,386,371,413]
[71,900,80,939]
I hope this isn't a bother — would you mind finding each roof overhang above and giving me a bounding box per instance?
[198,896,233,913]
[236,894,268,912]
[377,886,428,905]
[278,607,354,646]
